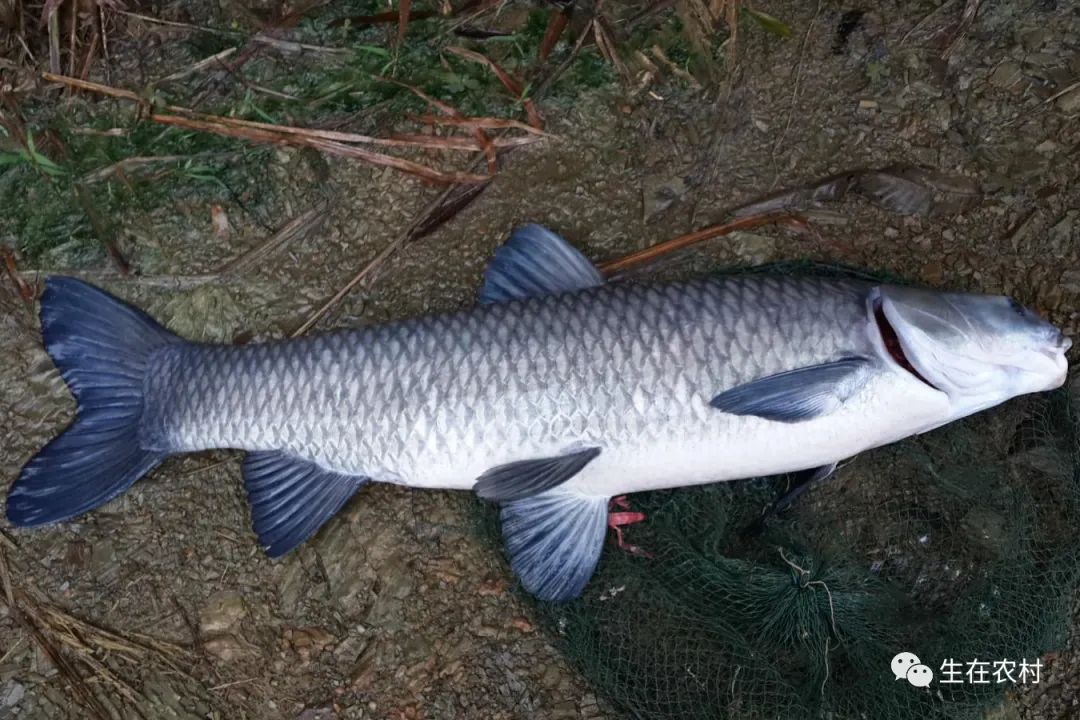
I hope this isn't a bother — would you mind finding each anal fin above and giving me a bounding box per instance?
[243,451,368,557]
[500,489,609,602]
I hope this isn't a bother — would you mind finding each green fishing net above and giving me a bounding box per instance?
[478,263,1080,720]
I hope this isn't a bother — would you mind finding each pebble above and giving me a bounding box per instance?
[199,590,247,636]
[1055,85,1080,113]
[1020,27,1051,51]
[1,680,25,708]
[285,627,338,663]
[509,617,534,633]
[203,635,252,663]
[989,61,1023,88]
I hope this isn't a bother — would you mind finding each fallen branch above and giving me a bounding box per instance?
[538,5,571,61]
[81,153,206,183]
[153,113,489,183]
[404,113,546,135]
[380,76,497,173]
[42,73,491,184]
[219,205,328,276]
[0,543,194,720]
[115,9,349,56]
[1,247,35,306]
[597,213,801,276]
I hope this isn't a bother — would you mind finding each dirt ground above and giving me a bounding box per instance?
[2,0,1080,718]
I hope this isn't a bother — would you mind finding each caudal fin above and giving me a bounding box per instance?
[6,277,180,526]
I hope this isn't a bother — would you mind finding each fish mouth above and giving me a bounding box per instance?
[872,295,940,391]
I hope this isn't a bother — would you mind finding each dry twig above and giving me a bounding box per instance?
[0,542,193,719]
[43,73,494,184]
[597,213,802,276]
[219,206,328,276]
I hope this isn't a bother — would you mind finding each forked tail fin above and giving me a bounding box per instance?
[6,277,181,526]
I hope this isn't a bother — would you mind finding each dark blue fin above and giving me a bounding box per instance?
[500,489,609,602]
[6,277,181,527]
[740,462,839,538]
[474,447,601,502]
[243,451,368,557]
[479,224,604,304]
[710,357,872,422]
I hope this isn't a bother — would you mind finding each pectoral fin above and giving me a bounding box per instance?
[710,357,872,422]
[740,462,840,537]
[500,489,609,602]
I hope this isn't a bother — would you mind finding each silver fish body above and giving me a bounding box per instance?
[6,224,1070,601]
[142,276,934,497]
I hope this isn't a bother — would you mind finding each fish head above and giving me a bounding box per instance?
[873,285,1070,419]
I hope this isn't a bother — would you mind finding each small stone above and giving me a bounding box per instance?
[540,664,564,688]
[1059,269,1080,294]
[1019,27,1050,52]
[1,680,25,708]
[88,539,118,585]
[551,700,579,719]
[296,709,335,720]
[333,634,371,665]
[858,99,878,110]
[286,626,337,663]
[1055,85,1080,113]
[351,661,378,692]
[989,61,1022,89]
[63,539,91,569]
[1045,212,1075,257]
[641,176,687,220]
[910,146,939,167]
[203,635,252,663]
[210,204,231,239]
[509,617,534,633]
[1035,139,1061,154]
[476,577,507,597]
[199,590,246,636]
[1024,52,1060,69]
[732,232,776,264]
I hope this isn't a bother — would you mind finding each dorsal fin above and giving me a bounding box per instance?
[480,224,604,304]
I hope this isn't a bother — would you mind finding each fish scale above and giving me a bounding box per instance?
[139,276,870,489]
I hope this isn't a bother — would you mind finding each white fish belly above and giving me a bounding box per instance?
[570,371,949,497]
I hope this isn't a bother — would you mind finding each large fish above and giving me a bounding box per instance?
[5,226,1071,601]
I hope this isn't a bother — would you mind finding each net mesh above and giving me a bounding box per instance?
[477,263,1080,720]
